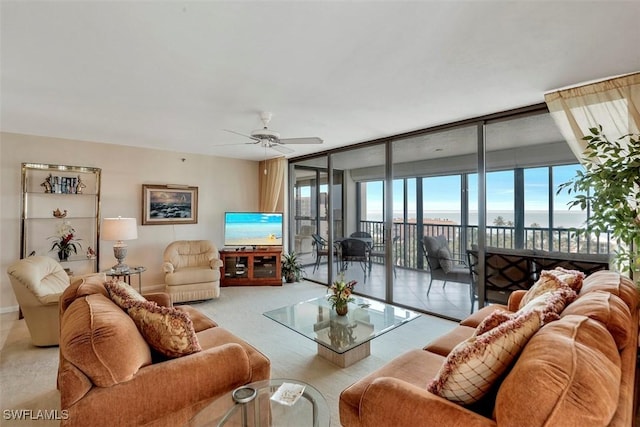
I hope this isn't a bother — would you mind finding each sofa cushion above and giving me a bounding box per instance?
[340,349,446,426]
[562,290,632,350]
[127,300,202,358]
[459,303,509,328]
[60,274,109,312]
[519,268,584,309]
[165,267,220,286]
[427,310,541,404]
[105,279,146,309]
[495,315,621,426]
[60,294,152,387]
[175,305,218,332]
[423,325,476,357]
[580,270,639,312]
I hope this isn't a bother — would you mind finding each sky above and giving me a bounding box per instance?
[365,164,584,215]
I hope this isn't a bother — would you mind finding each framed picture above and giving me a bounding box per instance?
[142,184,198,225]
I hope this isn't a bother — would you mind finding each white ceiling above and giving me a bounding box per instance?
[2,1,639,161]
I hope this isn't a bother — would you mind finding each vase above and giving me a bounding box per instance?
[58,251,68,262]
[335,302,348,316]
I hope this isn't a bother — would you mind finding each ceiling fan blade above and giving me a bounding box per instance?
[214,142,259,147]
[222,129,261,142]
[271,144,295,154]
[278,137,323,145]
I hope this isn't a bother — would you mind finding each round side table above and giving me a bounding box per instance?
[104,266,146,292]
[188,378,330,427]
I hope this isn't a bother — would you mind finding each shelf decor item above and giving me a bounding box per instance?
[327,275,357,316]
[49,221,81,262]
[142,184,198,225]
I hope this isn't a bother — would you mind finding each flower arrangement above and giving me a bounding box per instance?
[50,221,81,261]
[327,275,357,315]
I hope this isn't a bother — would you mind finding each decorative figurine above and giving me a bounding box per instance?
[40,174,53,193]
[53,208,68,218]
[76,175,86,194]
[86,246,96,259]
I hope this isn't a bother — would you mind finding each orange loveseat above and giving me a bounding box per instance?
[340,270,638,427]
[57,277,270,427]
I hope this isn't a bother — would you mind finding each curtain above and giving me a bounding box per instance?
[544,72,640,161]
[259,157,286,212]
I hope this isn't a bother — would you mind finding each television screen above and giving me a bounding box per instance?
[224,212,283,247]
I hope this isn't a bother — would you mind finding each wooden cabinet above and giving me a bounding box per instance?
[21,163,101,275]
[220,249,282,286]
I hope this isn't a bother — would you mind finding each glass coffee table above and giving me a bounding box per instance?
[264,296,420,367]
[188,378,330,427]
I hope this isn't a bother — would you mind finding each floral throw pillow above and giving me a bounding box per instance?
[427,310,541,405]
[127,300,201,358]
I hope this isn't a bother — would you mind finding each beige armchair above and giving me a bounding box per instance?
[162,240,223,303]
[6,256,105,346]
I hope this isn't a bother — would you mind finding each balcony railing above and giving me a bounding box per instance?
[359,220,613,271]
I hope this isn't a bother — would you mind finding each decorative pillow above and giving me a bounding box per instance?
[437,247,454,273]
[519,286,577,324]
[519,268,583,309]
[427,310,541,405]
[474,310,513,336]
[127,300,201,358]
[545,267,585,292]
[105,279,146,310]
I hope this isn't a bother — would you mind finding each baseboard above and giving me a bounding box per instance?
[0,305,19,314]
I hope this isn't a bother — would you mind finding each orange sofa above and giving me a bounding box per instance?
[57,277,270,427]
[340,270,638,427]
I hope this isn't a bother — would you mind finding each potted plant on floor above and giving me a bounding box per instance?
[557,125,640,284]
[282,251,304,283]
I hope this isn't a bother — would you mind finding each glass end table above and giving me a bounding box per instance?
[188,379,330,427]
[103,266,146,292]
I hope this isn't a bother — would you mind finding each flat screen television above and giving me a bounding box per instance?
[224,212,283,247]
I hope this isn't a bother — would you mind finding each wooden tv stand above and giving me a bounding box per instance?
[220,248,282,286]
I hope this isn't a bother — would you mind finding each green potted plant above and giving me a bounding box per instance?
[557,125,640,284]
[282,251,304,283]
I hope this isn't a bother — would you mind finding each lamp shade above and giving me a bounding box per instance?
[101,217,138,241]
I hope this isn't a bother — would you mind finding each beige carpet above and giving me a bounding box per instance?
[0,281,456,426]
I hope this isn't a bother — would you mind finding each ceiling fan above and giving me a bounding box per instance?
[223,112,323,154]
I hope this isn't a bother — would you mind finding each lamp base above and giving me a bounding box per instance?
[112,245,130,273]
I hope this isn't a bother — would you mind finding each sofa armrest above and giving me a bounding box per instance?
[359,377,496,427]
[209,258,223,269]
[162,262,174,274]
[66,343,252,426]
[508,290,527,311]
[144,292,172,307]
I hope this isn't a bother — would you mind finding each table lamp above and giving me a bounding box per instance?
[101,217,138,273]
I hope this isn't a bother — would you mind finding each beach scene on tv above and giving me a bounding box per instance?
[224,212,283,246]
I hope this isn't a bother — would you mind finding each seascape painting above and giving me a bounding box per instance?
[142,185,198,225]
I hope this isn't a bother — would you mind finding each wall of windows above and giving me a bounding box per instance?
[289,107,608,320]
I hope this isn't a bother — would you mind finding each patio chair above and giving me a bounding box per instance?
[339,238,370,276]
[422,235,474,312]
[368,236,400,277]
[312,234,337,273]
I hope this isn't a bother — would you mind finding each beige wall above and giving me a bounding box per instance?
[0,132,259,312]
